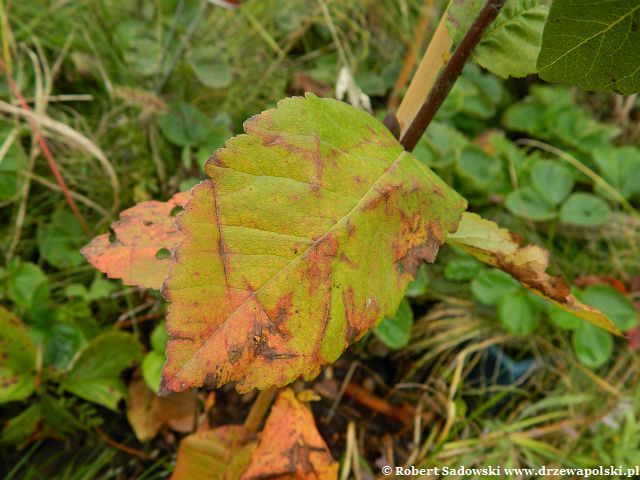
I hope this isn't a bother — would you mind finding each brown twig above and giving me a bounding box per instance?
[400,0,506,152]
[0,58,91,234]
[95,427,154,460]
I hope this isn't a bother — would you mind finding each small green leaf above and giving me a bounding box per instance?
[581,285,638,332]
[548,303,581,330]
[498,292,540,335]
[593,147,640,200]
[0,403,42,445]
[6,259,50,310]
[61,331,142,410]
[37,209,87,268]
[538,0,640,94]
[471,269,521,306]
[505,187,557,221]
[156,102,217,147]
[374,299,413,350]
[456,144,504,192]
[444,257,482,282]
[115,21,159,76]
[189,47,232,88]
[0,132,27,202]
[530,160,573,206]
[404,265,429,298]
[0,307,37,404]
[150,320,168,353]
[559,193,611,227]
[572,322,613,369]
[142,351,165,391]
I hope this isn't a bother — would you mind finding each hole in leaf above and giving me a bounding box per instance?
[155,248,171,259]
[144,220,153,226]
[108,228,117,243]
[170,206,183,217]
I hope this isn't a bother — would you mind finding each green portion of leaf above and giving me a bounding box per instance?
[37,210,87,268]
[559,193,611,227]
[593,147,640,200]
[61,331,142,410]
[415,121,469,168]
[404,265,429,298]
[439,65,506,120]
[0,307,37,404]
[471,269,521,306]
[162,94,467,393]
[6,259,50,310]
[0,403,42,445]
[581,285,638,333]
[448,0,550,78]
[548,303,581,330]
[150,320,169,353]
[456,144,504,192]
[188,47,232,88]
[115,20,159,76]
[498,292,540,335]
[530,160,573,206]
[573,322,613,369]
[505,187,556,221]
[444,257,482,282]
[374,299,413,350]
[0,131,27,202]
[538,0,640,94]
[156,102,222,147]
[142,351,165,391]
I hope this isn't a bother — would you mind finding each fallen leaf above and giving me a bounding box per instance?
[172,425,256,480]
[127,379,199,442]
[241,388,338,480]
[81,191,190,289]
[446,212,619,334]
[161,94,466,393]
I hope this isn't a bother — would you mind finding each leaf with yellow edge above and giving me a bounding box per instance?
[241,388,337,480]
[161,94,466,393]
[172,425,256,480]
[446,212,620,334]
[82,191,190,289]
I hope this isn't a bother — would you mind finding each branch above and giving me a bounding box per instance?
[400,0,506,152]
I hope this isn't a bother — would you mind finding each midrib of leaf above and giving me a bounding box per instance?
[164,150,413,385]
[540,5,640,72]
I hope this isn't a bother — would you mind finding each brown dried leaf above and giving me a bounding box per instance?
[446,212,620,334]
[126,379,198,441]
[82,191,190,289]
[172,425,256,480]
[241,388,338,480]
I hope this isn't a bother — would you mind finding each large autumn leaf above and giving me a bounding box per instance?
[446,213,620,334]
[82,191,190,289]
[161,94,466,393]
[241,388,337,480]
